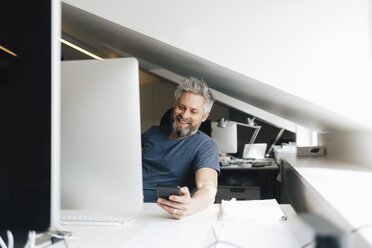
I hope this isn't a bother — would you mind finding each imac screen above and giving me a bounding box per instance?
[0,1,52,232]
[211,122,238,154]
[61,58,143,215]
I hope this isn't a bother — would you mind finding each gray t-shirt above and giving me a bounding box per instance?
[141,126,220,202]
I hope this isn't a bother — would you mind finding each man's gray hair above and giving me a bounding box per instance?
[174,77,214,114]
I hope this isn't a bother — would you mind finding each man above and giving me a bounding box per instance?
[141,77,220,219]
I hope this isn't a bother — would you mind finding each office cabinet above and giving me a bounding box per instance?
[215,186,260,203]
[215,159,280,203]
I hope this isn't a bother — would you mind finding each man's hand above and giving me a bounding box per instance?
[157,186,193,219]
[157,168,218,219]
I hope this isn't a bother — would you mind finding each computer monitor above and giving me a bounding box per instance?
[242,143,268,159]
[211,122,238,153]
[61,58,143,215]
[0,0,60,236]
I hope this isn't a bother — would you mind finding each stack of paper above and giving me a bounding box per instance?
[219,198,286,221]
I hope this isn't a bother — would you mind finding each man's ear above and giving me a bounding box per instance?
[202,112,210,122]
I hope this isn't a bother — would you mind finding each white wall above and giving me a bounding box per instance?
[150,69,297,132]
[140,82,176,132]
[319,130,372,169]
[63,0,372,129]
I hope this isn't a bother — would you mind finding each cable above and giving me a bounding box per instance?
[54,223,67,232]
[0,230,15,248]
[0,235,7,248]
[206,240,244,248]
[24,231,36,248]
[44,222,79,248]
[300,240,315,248]
[62,239,69,248]
[0,228,76,248]
[6,231,13,248]
[205,222,244,248]
[47,229,80,248]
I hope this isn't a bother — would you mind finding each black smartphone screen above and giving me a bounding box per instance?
[156,185,181,200]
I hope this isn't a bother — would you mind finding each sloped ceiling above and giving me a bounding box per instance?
[62,2,367,133]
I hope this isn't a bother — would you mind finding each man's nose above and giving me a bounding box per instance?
[181,109,190,119]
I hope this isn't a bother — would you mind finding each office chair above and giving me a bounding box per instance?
[160,108,211,137]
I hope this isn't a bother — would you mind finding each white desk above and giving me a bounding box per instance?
[279,154,372,247]
[56,203,305,248]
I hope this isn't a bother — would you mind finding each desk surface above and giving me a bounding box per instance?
[220,158,278,170]
[55,203,307,248]
[279,154,372,247]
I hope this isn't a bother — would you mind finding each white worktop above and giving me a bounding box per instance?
[55,203,299,248]
[279,154,372,247]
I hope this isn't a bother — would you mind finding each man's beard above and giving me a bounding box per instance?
[171,114,200,138]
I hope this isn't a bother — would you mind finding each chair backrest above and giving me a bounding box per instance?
[160,108,211,137]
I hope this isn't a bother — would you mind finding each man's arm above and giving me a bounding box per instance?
[157,167,218,219]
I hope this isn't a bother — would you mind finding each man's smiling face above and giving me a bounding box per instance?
[171,92,209,138]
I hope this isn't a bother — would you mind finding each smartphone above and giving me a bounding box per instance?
[156,185,181,200]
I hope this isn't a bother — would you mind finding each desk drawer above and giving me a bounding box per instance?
[215,186,260,203]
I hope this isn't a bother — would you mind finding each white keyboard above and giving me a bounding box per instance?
[60,215,135,226]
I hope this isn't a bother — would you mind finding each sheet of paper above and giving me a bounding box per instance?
[215,222,303,248]
[219,199,286,221]
[122,221,210,248]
